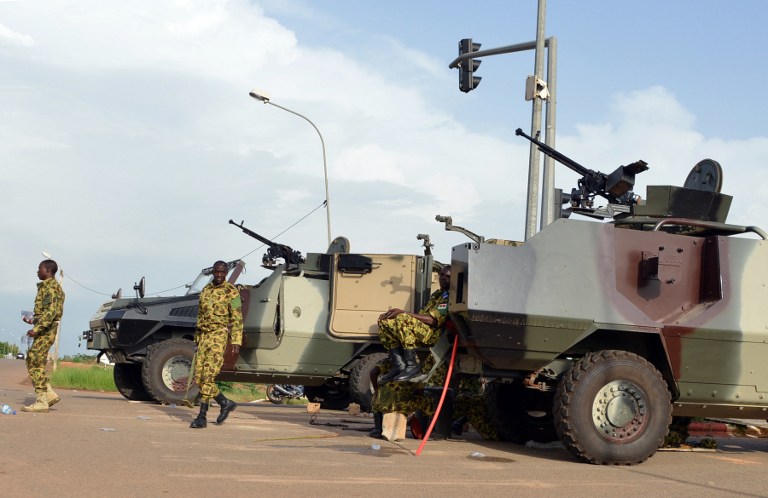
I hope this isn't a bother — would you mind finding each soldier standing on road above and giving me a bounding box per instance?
[21,259,65,413]
[377,266,450,382]
[190,260,243,429]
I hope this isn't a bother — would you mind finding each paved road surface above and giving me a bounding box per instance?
[2,359,768,497]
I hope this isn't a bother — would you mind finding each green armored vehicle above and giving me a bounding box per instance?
[83,224,439,411]
[446,129,768,465]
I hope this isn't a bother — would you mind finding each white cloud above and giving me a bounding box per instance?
[2,2,767,358]
[0,22,33,46]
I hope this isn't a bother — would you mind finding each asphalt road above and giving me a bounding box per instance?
[2,359,768,497]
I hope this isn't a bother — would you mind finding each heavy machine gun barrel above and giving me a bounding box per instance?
[515,127,648,210]
[229,219,304,268]
[515,128,592,178]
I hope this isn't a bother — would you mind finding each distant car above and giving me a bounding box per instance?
[16,353,25,360]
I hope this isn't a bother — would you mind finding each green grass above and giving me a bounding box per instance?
[49,366,276,402]
[50,365,117,391]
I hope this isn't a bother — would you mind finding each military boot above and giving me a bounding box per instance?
[368,412,384,439]
[46,383,61,407]
[378,347,406,383]
[22,393,49,413]
[214,392,237,424]
[393,349,421,381]
[190,402,208,429]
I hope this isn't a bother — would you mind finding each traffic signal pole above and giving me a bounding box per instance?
[449,37,557,239]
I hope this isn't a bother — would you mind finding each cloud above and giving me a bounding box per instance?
[0,22,34,47]
[2,2,767,358]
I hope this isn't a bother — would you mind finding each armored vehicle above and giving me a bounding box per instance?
[84,131,766,466]
[445,129,768,465]
[83,223,440,411]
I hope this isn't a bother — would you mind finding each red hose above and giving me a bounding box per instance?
[415,334,459,456]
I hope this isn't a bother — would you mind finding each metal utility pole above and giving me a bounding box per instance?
[540,36,558,230]
[525,0,547,240]
[450,0,557,240]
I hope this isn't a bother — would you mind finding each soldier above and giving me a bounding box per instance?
[21,259,65,413]
[377,266,450,382]
[190,261,243,429]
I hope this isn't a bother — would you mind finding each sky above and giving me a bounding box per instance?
[2,0,767,356]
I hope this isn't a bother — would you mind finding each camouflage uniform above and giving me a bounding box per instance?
[372,357,498,440]
[194,281,243,404]
[378,290,449,350]
[453,377,498,440]
[372,354,440,415]
[27,278,65,395]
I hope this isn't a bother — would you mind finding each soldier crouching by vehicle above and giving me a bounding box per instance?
[190,260,242,429]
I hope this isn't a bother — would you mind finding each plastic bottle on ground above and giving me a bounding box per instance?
[2,404,17,415]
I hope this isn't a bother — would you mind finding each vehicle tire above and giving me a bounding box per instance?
[554,350,672,465]
[485,381,558,444]
[348,352,388,412]
[304,378,351,410]
[266,385,285,404]
[141,338,199,405]
[113,362,154,401]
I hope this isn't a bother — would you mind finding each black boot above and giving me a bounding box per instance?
[368,412,384,439]
[393,349,421,381]
[215,392,237,425]
[190,402,208,429]
[452,416,468,436]
[378,347,406,383]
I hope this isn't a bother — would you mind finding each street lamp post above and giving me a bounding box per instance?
[248,90,332,247]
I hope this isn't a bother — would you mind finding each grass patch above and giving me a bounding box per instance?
[217,382,270,402]
[49,366,281,403]
[50,365,117,391]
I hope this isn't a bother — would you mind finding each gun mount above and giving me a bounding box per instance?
[515,128,648,218]
[229,219,305,269]
[435,214,485,244]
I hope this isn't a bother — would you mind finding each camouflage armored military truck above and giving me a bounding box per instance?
[83,225,439,411]
[444,129,768,465]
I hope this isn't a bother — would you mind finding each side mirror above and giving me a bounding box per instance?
[133,277,145,299]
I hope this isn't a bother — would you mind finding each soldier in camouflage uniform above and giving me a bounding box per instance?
[370,354,498,440]
[21,259,65,413]
[377,266,450,382]
[189,260,243,429]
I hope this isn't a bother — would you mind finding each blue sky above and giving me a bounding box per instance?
[1,0,766,356]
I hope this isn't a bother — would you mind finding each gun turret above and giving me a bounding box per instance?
[229,219,305,269]
[515,128,648,216]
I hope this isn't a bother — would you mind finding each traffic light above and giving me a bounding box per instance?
[555,188,573,219]
[458,38,481,93]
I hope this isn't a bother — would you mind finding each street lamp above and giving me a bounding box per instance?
[249,90,332,246]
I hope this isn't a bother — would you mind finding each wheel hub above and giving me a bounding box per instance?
[162,356,192,392]
[592,380,647,442]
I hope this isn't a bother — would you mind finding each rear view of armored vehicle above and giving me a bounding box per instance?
[447,129,768,465]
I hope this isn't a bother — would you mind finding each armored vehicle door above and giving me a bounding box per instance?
[328,253,431,341]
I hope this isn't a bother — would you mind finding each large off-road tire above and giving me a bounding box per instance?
[348,352,388,412]
[304,378,351,410]
[141,338,199,405]
[113,362,154,401]
[554,350,672,465]
[485,381,558,444]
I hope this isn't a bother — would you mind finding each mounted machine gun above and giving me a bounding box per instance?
[229,219,305,269]
[515,128,648,219]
